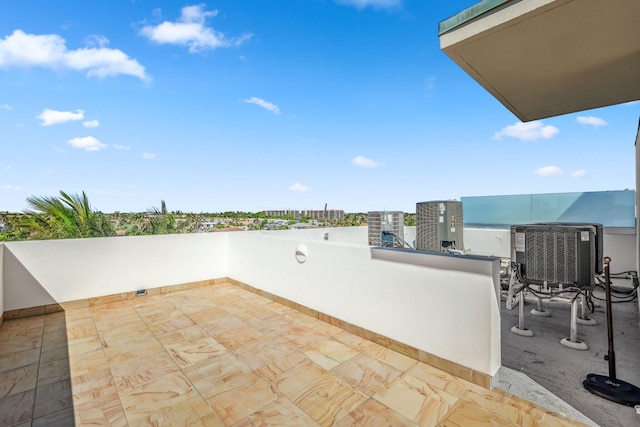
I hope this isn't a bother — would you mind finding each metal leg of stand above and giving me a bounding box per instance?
[561,296,588,350]
[531,295,551,317]
[577,292,596,325]
[505,271,518,311]
[511,289,533,337]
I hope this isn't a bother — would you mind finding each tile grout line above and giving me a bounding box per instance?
[94,300,148,427]
[30,317,45,426]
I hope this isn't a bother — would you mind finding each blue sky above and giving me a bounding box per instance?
[1,0,638,213]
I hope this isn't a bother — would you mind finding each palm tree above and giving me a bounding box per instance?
[144,200,178,235]
[23,191,114,239]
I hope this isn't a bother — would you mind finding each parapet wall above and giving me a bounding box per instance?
[0,228,501,388]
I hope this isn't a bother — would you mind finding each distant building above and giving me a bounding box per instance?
[200,220,216,230]
[0,222,5,233]
[288,222,315,230]
[262,209,344,221]
[301,209,344,220]
[263,210,300,219]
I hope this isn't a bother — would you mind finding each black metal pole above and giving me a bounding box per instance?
[583,256,640,406]
[604,258,616,383]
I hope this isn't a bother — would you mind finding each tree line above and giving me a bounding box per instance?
[1,191,414,241]
[1,191,180,241]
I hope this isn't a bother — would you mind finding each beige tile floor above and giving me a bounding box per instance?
[0,282,591,426]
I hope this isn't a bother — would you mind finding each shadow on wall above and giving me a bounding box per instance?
[3,246,58,312]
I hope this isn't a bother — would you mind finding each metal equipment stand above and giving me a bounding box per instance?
[560,295,588,350]
[577,292,597,325]
[531,280,551,317]
[511,289,533,337]
[583,257,640,406]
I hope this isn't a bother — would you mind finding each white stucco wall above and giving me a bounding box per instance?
[636,122,640,310]
[2,228,501,379]
[465,228,511,258]
[0,244,4,318]
[226,231,501,377]
[3,233,229,310]
[264,226,369,245]
[602,228,637,273]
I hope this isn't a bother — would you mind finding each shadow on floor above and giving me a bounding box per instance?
[0,310,75,425]
[500,287,640,427]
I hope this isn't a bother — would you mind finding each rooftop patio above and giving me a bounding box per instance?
[1,227,636,425]
[0,280,590,426]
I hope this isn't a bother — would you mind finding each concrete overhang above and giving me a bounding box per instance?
[439,0,640,121]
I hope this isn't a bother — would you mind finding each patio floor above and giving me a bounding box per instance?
[0,282,590,426]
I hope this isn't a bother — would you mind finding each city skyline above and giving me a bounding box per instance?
[1,1,638,213]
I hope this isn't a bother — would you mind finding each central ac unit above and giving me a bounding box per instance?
[416,201,464,252]
[510,223,602,289]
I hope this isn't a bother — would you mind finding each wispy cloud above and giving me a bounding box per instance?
[576,116,607,127]
[1,184,22,190]
[289,182,310,192]
[67,136,107,151]
[534,166,563,176]
[142,152,156,159]
[114,144,131,150]
[83,119,99,128]
[1,103,11,110]
[493,120,559,141]
[243,97,281,115]
[84,34,109,48]
[335,0,402,9]
[0,30,148,80]
[140,5,251,53]
[424,75,436,91]
[572,169,587,178]
[352,155,380,168]
[37,108,84,126]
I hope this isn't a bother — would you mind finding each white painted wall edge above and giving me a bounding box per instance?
[3,233,229,310]
[0,244,4,318]
[226,232,501,376]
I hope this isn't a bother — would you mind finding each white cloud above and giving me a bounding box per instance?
[83,119,99,128]
[352,155,380,168]
[576,116,607,127]
[243,97,281,115]
[84,34,109,48]
[114,144,131,150]
[2,184,22,190]
[493,120,559,141]
[534,166,563,176]
[0,30,147,80]
[335,0,401,9]
[37,108,84,126]
[67,136,107,151]
[424,75,436,91]
[1,103,11,110]
[140,5,251,53]
[288,182,310,192]
[572,169,587,178]
[142,152,156,159]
